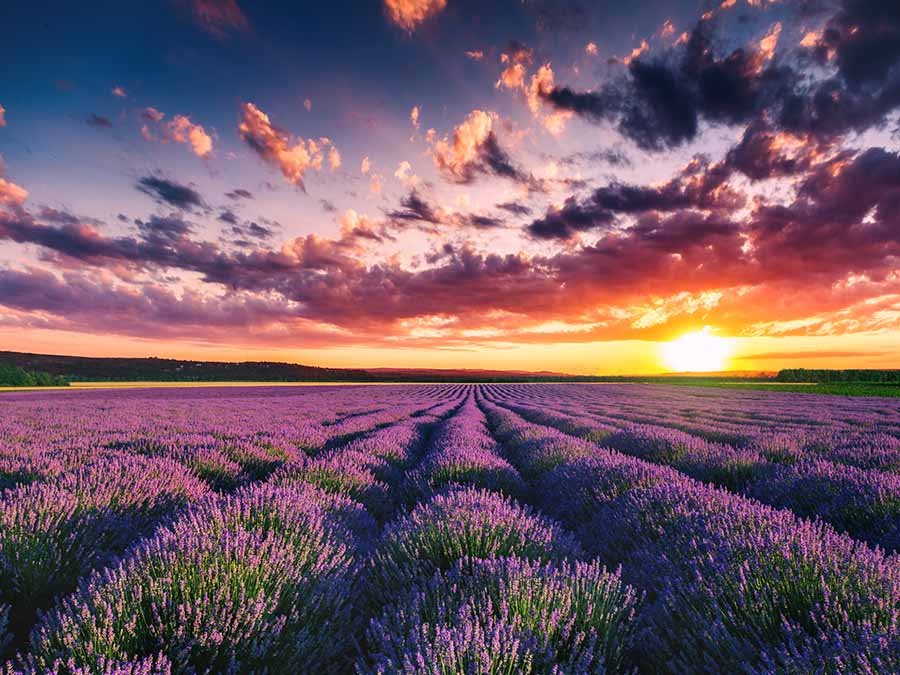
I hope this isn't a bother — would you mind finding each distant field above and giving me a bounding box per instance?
[3,379,900,397]
[0,380,376,392]
[656,380,900,397]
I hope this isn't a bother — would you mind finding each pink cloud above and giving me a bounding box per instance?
[184,0,249,37]
[140,108,213,158]
[238,102,338,189]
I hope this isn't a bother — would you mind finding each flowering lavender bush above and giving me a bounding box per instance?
[25,482,368,673]
[362,556,641,675]
[369,487,583,601]
[1,383,899,673]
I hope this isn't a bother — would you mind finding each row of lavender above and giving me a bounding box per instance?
[0,384,466,672]
[2,383,899,673]
[475,389,900,673]
[485,384,900,552]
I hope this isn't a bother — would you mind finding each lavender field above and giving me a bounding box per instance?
[1,383,899,674]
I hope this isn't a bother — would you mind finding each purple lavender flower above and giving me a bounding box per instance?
[361,556,641,675]
[369,487,583,602]
[25,482,368,673]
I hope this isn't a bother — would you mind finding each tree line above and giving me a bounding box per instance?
[0,364,69,387]
[776,369,900,383]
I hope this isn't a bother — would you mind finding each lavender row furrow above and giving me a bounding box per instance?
[477,393,900,675]
[487,386,900,552]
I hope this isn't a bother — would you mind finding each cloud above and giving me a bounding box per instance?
[496,42,533,91]
[141,109,213,158]
[238,102,338,190]
[0,159,27,208]
[0,179,28,209]
[383,0,447,31]
[225,188,253,200]
[0,105,6,127]
[136,175,206,211]
[410,105,420,131]
[585,42,598,56]
[2,142,900,346]
[304,98,312,112]
[112,86,127,98]
[328,146,341,170]
[181,0,249,38]
[361,156,371,174]
[394,160,419,188]
[388,190,440,224]
[465,50,484,61]
[496,202,532,216]
[429,110,527,184]
[87,114,113,128]
[536,4,900,153]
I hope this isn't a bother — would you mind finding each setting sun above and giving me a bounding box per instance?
[661,328,733,373]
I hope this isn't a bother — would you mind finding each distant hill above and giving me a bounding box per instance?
[0,351,581,383]
[0,351,375,382]
[366,367,573,378]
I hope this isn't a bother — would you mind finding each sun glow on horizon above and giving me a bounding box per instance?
[661,328,733,373]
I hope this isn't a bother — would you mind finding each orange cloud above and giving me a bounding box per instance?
[0,158,27,208]
[410,105,420,131]
[361,156,371,174]
[430,110,495,181]
[0,105,5,128]
[585,42,598,56]
[383,0,447,31]
[465,50,484,61]
[758,22,782,62]
[622,39,649,65]
[140,108,212,158]
[394,160,419,188]
[166,115,213,158]
[328,146,341,170]
[496,43,533,92]
[238,102,338,189]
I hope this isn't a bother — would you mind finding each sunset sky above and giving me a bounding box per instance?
[1,0,899,374]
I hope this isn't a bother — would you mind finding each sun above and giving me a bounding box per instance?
[661,328,732,373]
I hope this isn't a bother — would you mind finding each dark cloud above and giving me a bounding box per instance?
[177,0,250,38]
[527,196,615,240]
[496,202,533,216]
[246,222,273,239]
[480,132,528,182]
[319,198,337,213]
[824,0,900,89]
[539,3,900,152]
[86,114,113,128]
[218,209,239,225]
[460,214,504,229]
[136,175,206,211]
[388,191,441,224]
[527,155,741,240]
[558,149,632,168]
[225,188,253,200]
[136,214,194,241]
